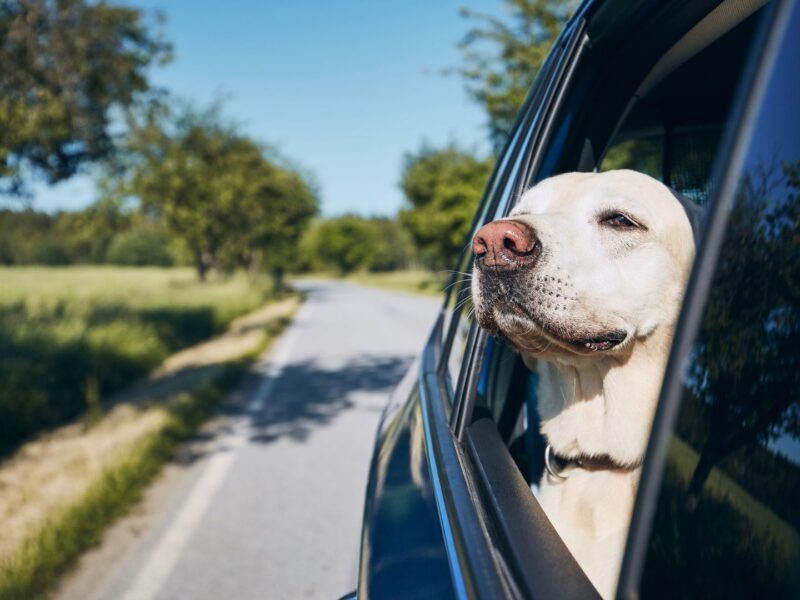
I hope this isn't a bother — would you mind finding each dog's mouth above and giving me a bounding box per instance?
[491,297,628,355]
[570,331,627,352]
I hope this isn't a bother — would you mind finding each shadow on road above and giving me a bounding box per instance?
[248,353,413,444]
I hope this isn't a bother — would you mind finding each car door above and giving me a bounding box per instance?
[443,0,794,598]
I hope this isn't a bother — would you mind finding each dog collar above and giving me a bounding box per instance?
[544,444,641,481]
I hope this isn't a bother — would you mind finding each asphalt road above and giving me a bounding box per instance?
[57,280,440,600]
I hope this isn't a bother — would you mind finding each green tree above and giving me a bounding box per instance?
[221,157,318,288]
[399,145,493,269]
[457,0,577,149]
[370,218,415,271]
[105,223,175,266]
[0,0,170,194]
[109,104,317,281]
[55,198,132,263]
[299,216,413,274]
[308,215,381,274]
[0,208,54,263]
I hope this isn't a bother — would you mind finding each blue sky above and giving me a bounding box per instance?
[31,0,502,217]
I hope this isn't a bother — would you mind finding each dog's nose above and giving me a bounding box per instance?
[473,220,538,270]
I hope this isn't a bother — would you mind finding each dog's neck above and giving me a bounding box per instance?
[524,328,673,467]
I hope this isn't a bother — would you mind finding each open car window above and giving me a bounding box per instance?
[458,1,779,597]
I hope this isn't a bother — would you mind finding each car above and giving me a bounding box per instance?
[344,0,800,597]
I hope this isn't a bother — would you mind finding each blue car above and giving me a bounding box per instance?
[346,0,800,597]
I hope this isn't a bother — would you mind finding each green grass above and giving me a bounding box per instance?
[295,269,449,297]
[0,363,246,600]
[644,436,800,596]
[0,266,275,456]
[0,296,298,600]
[666,436,800,557]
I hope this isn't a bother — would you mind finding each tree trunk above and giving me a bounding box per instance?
[686,448,717,511]
[272,265,285,292]
[195,252,208,282]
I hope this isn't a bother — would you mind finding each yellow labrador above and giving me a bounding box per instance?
[471,170,697,598]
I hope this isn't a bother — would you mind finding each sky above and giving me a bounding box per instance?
[30,0,503,217]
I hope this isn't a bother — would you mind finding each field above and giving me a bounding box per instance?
[0,266,274,455]
[0,266,300,598]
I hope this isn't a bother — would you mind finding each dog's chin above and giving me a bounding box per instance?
[476,300,628,357]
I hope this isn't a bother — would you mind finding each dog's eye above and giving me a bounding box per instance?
[601,212,641,229]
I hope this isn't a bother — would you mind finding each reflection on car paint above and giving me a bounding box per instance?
[358,389,455,600]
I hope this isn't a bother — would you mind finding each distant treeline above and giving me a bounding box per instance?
[0,206,417,273]
[0,203,188,267]
[0,140,498,276]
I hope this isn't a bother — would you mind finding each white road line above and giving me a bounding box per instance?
[121,306,307,600]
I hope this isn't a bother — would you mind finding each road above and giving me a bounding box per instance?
[57,280,440,600]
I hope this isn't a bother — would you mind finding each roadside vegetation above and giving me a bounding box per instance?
[0,291,300,599]
[0,267,278,456]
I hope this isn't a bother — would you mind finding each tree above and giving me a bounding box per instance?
[399,145,493,270]
[0,0,170,195]
[108,103,317,281]
[299,216,413,274]
[55,198,132,263]
[457,0,577,149]
[222,157,318,288]
[105,223,175,266]
[370,218,415,271]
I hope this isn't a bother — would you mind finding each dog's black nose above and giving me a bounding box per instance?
[473,220,538,270]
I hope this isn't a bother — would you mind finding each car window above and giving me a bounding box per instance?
[638,3,800,596]
[463,2,776,595]
[479,4,768,460]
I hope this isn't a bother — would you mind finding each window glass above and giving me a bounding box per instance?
[603,128,721,204]
[641,4,800,597]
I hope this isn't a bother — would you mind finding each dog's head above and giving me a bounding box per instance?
[472,170,697,361]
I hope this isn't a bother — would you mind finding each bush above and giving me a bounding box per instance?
[298,216,413,274]
[31,241,71,266]
[105,228,175,266]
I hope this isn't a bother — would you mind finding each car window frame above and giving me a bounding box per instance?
[437,36,569,396]
[448,14,603,598]
[616,2,793,597]
[416,15,595,599]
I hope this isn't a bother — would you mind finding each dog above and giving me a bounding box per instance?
[471,170,698,598]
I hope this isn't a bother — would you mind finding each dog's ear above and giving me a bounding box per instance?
[670,189,706,242]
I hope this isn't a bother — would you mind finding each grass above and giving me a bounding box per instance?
[644,435,800,596]
[294,269,449,297]
[0,266,275,455]
[0,293,300,599]
[666,436,800,557]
